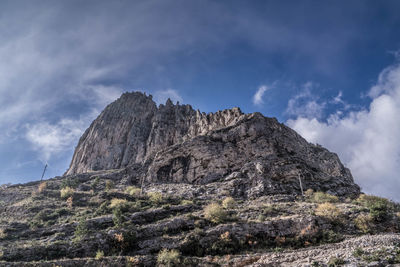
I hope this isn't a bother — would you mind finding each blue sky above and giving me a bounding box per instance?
[1,0,400,200]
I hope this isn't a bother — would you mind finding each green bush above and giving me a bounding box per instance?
[157,248,181,266]
[204,203,228,224]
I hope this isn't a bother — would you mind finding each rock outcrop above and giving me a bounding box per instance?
[66,91,359,197]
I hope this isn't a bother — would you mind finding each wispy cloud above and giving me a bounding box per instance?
[25,111,97,162]
[252,85,269,105]
[287,61,400,201]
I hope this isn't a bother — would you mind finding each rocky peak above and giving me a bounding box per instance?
[66,92,245,175]
[65,91,360,197]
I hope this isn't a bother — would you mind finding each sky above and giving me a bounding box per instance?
[0,0,400,201]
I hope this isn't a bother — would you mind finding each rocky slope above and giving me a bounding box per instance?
[1,91,399,267]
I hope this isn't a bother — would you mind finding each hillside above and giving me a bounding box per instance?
[0,92,399,267]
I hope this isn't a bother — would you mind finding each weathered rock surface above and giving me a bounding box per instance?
[66,91,359,197]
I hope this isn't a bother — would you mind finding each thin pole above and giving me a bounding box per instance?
[41,164,48,181]
[298,173,304,196]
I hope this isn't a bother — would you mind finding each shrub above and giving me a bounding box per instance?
[61,178,79,189]
[105,180,114,191]
[311,192,339,203]
[74,217,88,241]
[126,186,141,197]
[38,182,47,193]
[222,197,235,209]
[354,214,374,233]
[148,192,164,205]
[353,247,365,257]
[355,194,392,222]
[60,186,74,199]
[95,250,104,259]
[109,198,128,209]
[157,249,181,267]
[91,177,100,191]
[204,203,228,224]
[113,207,124,227]
[180,199,194,206]
[304,189,314,199]
[66,196,73,208]
[315,203,343,223]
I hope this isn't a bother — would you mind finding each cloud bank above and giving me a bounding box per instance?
[287,62,400,201]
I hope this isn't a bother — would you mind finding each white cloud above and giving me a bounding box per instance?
[153,89,183,105]
[252,85,269,105]
[285,82,326,119]
[287,62,400,201]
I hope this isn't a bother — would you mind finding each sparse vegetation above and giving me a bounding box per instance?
[204,203,228,224]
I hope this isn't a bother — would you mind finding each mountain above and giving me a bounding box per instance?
[1,91,399,267]
[66,92,359,197]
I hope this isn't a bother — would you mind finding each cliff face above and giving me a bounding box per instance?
[66,91,360,197]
